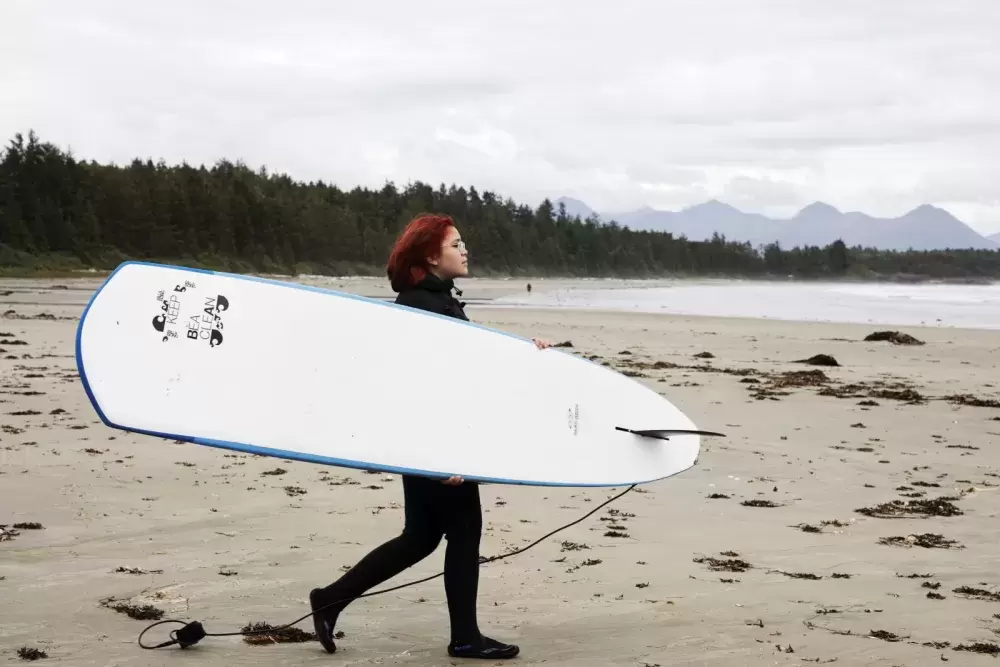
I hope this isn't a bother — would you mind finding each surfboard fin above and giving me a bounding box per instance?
[615,427,726,440]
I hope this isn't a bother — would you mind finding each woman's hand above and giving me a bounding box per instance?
[442,475,464,486]
[532,337,552,350]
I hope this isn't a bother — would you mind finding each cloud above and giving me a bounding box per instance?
[2,0,999,233]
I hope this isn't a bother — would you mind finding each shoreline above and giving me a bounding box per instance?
[478,303,1000,335]
[2,274,999,334]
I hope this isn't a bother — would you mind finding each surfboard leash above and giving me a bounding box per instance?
[135,483,638,651]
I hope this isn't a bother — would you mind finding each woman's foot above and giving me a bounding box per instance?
[309,588,340,653]
[448,635,520,659]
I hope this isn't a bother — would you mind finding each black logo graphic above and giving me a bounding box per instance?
[186,294,229,347]
[151,281,195,342]
[149,280,229,348]
[152,286,187,342]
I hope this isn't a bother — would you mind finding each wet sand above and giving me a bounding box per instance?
[2,276,999,665]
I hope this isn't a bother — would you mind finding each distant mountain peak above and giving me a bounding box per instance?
[688,198,738,212]
[795,201,841,218]
[901,204,964,226]
[906,203,943,214]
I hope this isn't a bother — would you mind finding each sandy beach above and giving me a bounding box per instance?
[2,276,999,666]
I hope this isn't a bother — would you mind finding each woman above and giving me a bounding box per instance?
[309,213,550,659]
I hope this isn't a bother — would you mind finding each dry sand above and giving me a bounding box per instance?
[2,276,1000,666]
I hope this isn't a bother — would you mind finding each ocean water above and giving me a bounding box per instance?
[491,281,1000,330]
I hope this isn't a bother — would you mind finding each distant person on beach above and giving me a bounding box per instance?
[308,213,550,660]
[526,282,532,293]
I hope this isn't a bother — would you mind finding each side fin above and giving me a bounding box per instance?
[615,426,726,440]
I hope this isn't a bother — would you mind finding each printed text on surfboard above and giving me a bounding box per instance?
[151,281,229,348]
[567,403,579,435]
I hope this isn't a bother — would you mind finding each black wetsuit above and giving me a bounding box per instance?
[310,274,519,660]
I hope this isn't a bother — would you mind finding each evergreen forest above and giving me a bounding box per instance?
[2,131,997,281]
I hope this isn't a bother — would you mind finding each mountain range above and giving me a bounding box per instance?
[555,197,999,252]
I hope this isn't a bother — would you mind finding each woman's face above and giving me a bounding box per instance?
[429,226,469,279]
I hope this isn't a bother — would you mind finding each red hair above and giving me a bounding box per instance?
[386,214,456,292]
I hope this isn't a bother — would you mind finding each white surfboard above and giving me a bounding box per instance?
[75,261,720,487]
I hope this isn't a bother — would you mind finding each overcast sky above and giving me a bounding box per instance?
[4,0,998,233]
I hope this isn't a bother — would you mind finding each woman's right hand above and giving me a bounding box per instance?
[442,475,464,486]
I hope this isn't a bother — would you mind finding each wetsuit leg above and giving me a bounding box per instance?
[438,480,483,644]
[435,482,519,659]
[310,475,444,651]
